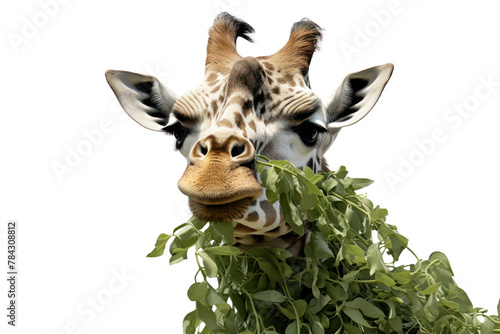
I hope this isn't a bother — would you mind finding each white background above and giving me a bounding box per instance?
[1,0,499,333]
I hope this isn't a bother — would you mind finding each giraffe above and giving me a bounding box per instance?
[105,13,393,255]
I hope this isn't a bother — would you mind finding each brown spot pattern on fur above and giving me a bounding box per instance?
[206,72,218,85]
[248,120,256,132]
[217,119,232,128]
[242,99,253,117]
[211,84,222,94]
[262,61,274,71]
[227,95,245,106]
[211,100,218,113]
[234,226,256,234]
[260,200,276,227]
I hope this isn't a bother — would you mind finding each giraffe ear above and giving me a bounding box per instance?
[105,70,176,131]
[326,64,393,130]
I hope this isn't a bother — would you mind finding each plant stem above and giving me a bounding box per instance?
[281,282,301,334]
[195,253,207,281]
[483,315,500,326]
[242,288,261,333]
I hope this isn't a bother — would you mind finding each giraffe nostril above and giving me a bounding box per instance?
[200,145,208,156]
[231,144,245,158]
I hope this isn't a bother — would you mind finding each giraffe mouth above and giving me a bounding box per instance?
[188,197,254,222]
[178,162,263,223]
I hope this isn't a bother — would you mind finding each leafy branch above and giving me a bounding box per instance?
[147,157,500,334]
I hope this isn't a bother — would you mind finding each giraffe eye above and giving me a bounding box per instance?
[294,121,326,146]
[164,122,191,149]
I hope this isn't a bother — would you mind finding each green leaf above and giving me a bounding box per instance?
[309,294,331,314]
[262,167,279,192]
[252,290,287,303]
[174,224,200,247]
[276,304,296,319]
[366,243,388,275]
[204,246,242,256]
[211,221,234,245]
[342,242,366,265]
[303,165,315,179]
[429,251,454,275]
[276,170,294,194]
[189,216,208,230]
[377,222,407,261]
[343,307,374,328]
[388,316,403,332]
[378,299,397,319]
[294,299,308,318]
[303,166,324,184]
[372,206,388,221]
[417,282,441,295]
[349,178,374,190]
[346,298,385,319]
[285,321,298,334]
[326,282,346,303]
[447,284,473,313]
[375,271,395,287]
[206,289,224,306]
[188,282,209,302]
[344,207,361,232]
[406,291,423,312]
[423,295,440,321]
[387,233,408,261]
[170,248,188,265]
[196,302,220,331]
[390,270,410,284]
[280,262,293,278]
[198,251,218,278]
[230,294,247,319]
[280,193,304,235]
[439,298,460,311]
[266,188,279,204]
[312,317,326,334]
[300,190,318,211]
[147,233,171,257]
[206,289,231,315]
[183,310,200,334]
[481,317,495,334]
[335,166,348,178]
[343,323,363,334]
[257,259,282,283]
[322,177,337,192]
[431,266,454,288]
[377,221,394,239]
[305,238,334,260]
[195,229,210,251]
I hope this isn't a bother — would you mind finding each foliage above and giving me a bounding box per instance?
[148,157,500,333]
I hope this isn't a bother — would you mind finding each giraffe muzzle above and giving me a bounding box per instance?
[177,135,263,221]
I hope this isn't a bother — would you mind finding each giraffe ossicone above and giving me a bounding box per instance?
[105,13,393,254]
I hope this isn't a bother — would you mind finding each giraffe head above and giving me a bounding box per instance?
[105,13,393,248]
